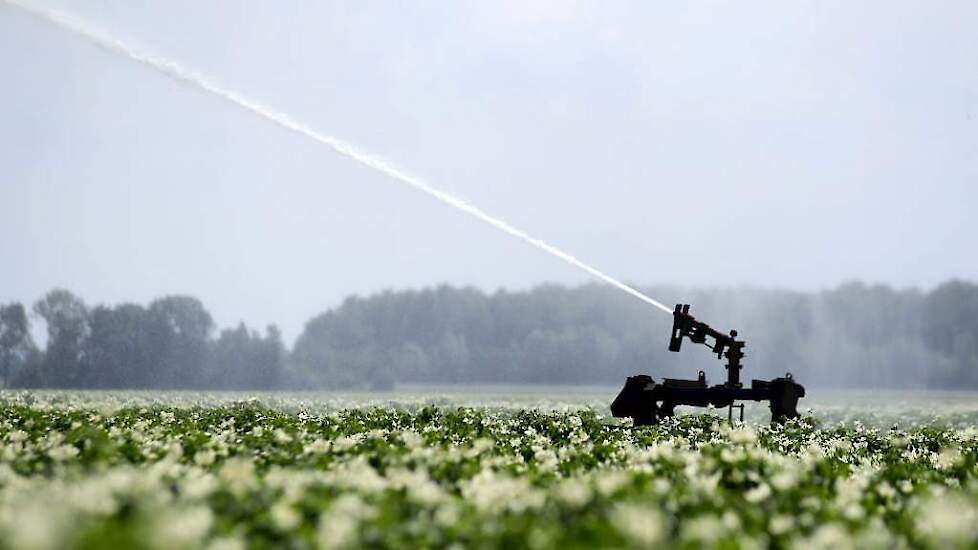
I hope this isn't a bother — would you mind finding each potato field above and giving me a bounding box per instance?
[1,390,977,549]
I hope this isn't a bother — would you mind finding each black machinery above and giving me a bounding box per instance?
[611,304,805,425]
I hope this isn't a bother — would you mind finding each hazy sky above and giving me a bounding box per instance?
[2,1,976,341]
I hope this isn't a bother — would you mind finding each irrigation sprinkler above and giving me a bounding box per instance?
[610,304,806,425]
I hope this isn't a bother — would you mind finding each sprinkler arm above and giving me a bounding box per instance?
[668,304,745,387]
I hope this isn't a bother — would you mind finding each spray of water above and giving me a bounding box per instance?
[4,0,673,315]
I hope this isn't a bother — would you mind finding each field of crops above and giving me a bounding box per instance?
[1,390,977,549]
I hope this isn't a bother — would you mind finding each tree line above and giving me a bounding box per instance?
[1,280,976,390]
[1,290,286,389]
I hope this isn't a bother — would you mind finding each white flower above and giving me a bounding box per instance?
[933,447,962,470]
[745,483,771,503]
[304,439,331,455]
[388,468,444,505]
[461,470,544,513]
[0,499,71,550]
[194,450,216,467]
[797,523,854,550]
[594,471,630,497]
[898,479,913,494]
[270,501,301,531]
[219,458,256,495]
[180,471,218,500]
[610,503,665,546]
[876,482,896,500]
[555,479,591,508]
[317,495,372,550]
[273,429,292,444]
[48,444,79,462]
[166,442,184,460]
[769,514,794,535]
[770,469,799,492]
[399,430,423,449]
[689,471,721,496]
[915,493,978,546]
[681,514,725,544]
[728,427,757,445]
[332,436,358,452]
[532,448,559,472]
[434,502,460,527]
[150,506,213,549]
[720,448,739,463]
[331,459,386,494]
[206,536,245,550]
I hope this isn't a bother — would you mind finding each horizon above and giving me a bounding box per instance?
[12,277,974,350]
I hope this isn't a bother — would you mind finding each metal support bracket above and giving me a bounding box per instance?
[728,402,745,423]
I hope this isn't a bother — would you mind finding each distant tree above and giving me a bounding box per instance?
[33,289,89,387]
[0,303,36,387]
[293,299,373,389]
[394,342,430,381]
[209,323,286,389]
[921,280,978,386]
[147,296,214,388]
[83,303,153,388]
[8,279,978,391]
[290,281,978,390]
[256,324,287,389]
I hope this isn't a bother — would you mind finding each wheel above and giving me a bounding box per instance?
[632,401,660,426]
[768,373,805,424]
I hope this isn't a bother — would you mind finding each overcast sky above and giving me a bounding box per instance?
[2,1,976,341]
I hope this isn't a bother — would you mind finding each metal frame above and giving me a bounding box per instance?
[611,304,806,425]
